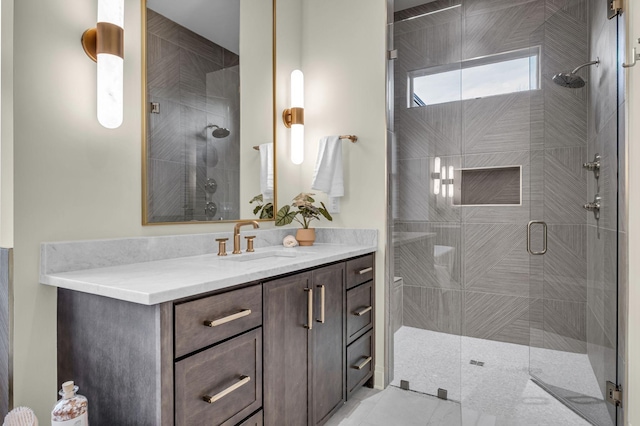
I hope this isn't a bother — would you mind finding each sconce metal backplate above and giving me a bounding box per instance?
[81,22,125,62]
[282,107,304,128]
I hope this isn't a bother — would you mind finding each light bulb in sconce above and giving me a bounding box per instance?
[283,70,305,164]
[433,157,441,195]
[81,0,125,129]
[448,166,454,198]
[441,166,447,198]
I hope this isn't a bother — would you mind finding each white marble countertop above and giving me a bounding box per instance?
[40,229,377,305]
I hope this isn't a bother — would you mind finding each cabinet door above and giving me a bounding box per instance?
[263,272,312,426]
[310,263,346,425]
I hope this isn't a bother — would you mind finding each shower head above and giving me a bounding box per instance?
[552,58,600,89]
[206,124,230,138]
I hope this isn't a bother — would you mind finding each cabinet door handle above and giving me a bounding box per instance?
[305,288,313,329]
[202,375,250,404]
[317,285,325,323]
[353,306,372,316]
[358,267,373,275]
[203,309,251,327]
[353,356,372,370]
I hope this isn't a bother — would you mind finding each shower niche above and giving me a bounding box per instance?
[453,166,521,206]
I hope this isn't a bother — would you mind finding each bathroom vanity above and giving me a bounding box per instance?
[42,229,376,426]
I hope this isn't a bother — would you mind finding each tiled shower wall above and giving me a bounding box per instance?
[392,0,595,352]
[585,0,626,416]
[147,10,240,222]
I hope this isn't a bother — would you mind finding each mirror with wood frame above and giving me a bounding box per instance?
[142,0,275,224]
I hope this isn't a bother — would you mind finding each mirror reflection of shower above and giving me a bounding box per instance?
[551,58,599,88]
[206,123,231,138]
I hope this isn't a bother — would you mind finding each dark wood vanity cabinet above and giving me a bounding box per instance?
[263,262,346,426]
[57,253,373,426]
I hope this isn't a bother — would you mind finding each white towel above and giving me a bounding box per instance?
[311,136,344,213]
[259,143,274,201]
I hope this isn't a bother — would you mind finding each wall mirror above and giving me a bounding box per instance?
[142,0,275,224]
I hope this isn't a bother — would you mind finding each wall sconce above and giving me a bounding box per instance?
[283,70,304,164]
[81,0,124,129]
[432,157,454,198]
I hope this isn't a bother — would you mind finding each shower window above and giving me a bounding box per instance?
[409,46,540,107]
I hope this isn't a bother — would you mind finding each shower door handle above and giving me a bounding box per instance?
[527,220,547,255]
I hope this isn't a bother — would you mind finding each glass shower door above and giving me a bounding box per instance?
[527,1,622,425]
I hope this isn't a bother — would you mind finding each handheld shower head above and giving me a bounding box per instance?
[552,58,599,89]
[206,124,231,138]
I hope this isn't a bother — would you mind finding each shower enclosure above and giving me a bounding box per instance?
[387,0,626,424]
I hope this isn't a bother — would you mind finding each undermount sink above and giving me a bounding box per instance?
[220,249,307,262]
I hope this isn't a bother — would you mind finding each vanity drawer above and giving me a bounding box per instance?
[175,284,262,358]
[346,255,374,290]
[347,281,373,345]
[238,410,263,426]
[175,328,262,426]
[346,330,373,400]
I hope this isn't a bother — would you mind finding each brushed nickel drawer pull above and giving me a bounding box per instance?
[317,285,325,323]
[202,375,251,404]
[203,309,251,327]
[358,267,373,275]
[353,356,372,370]
[353,306,372,316]
[305,288,313,329]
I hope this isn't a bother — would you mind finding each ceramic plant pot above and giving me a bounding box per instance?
[296,228,316,246]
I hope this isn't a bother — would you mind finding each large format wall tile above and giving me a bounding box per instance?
[542,80,588,149]
[148,158,186,222]
[395,20,462,71]
[464,292,530,345]
[462,93,531,155]
[148,96,183,163]
[588,0,617,138]
[147,33,180,103]
[543,224,586,302]
[543,146,587,224]
[463,224,529,297]
[403,286,462,335]
[543,299,586,353]
[394,0,462,24]
[463,0,544,59]
[395,102,462,160]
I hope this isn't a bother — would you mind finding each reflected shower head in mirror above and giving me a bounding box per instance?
[206,124,231,138]
[552,58,600,88]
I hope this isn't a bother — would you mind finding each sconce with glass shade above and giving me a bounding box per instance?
[81,0,124,129]
[282,70,304,164]
[432,157,454,198]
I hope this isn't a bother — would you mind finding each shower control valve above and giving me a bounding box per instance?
[583,154,601,179]
[583,194,601,220]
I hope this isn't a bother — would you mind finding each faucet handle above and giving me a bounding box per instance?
[244,236,256,253]
[215,238,228,256]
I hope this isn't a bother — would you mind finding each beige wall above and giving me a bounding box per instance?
[299,0,388,386]
[626,2,639,424]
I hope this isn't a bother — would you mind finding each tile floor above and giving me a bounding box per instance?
[327,326,614,425]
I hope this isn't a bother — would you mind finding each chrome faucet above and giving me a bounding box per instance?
[233,220,260,254]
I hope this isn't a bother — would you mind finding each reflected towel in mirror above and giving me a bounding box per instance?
[260,143,274,201]
[311,136,344,213]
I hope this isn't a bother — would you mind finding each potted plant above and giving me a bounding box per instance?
[249,194,274,219]
[275,193,333,246]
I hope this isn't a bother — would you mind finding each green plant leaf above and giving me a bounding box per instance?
[253,205,261,215]
[275,205,298,226]
[249,194,263,204]
[319,202,333,221]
